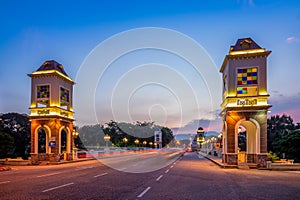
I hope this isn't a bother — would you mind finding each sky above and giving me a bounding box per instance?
[0,0,300,133]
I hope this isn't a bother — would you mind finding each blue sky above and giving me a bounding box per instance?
[0,0,300,131]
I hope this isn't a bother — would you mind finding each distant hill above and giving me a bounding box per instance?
[174,131,220,141]
[174,133,195,141]
[204,131,220,137]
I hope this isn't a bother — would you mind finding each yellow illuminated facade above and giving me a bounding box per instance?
[220,38,271,168]
[28,60,75,164]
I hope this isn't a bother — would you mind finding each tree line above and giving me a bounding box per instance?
[77,120,174,148]
[0,113,174,158]
[0,112,299,162]
[267,114,300,162]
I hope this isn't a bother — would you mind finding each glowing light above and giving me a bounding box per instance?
[29,107,74,119]
[30,70,74,83]
[229,49,265,55]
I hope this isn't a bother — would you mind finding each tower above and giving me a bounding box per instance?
[220,38,271,168]
[28,60,75,164]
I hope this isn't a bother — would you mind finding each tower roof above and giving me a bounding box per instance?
[220,38,271,72]
[229,38,263,52]
[37,60,68,76]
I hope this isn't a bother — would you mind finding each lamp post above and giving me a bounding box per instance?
[149,142,153,148]
[134,139,139,149]
[123,137,128,148]
[72,128,79,160]
[104,134,111,151]
[143,141,147,149]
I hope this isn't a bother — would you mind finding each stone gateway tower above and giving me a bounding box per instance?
[220,38,271,168]
[28,60,75,164]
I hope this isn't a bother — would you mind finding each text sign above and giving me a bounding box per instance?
[237,99,257,106]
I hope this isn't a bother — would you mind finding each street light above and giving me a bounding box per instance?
[72,127,79,160]
[123,137,128,147]
[143,140,147,146]
[149,142,153,148]
[104,134,111,149]
[134,139,139,148]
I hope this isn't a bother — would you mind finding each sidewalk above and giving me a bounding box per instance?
[197,151,237,169]
[47,157,95,165]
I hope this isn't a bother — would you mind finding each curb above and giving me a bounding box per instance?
[48,157,95,165]
[197,152,237,169]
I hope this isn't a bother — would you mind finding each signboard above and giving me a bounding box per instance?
[237,99,257,106]
[154,130,162,149]
[49,141,56,147]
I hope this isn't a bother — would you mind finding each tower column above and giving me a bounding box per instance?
[220,38,271,168]
[28,60,75,164]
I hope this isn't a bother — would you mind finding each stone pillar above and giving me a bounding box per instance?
[30,153,39,165]
[65,153,73,161]
[49,153,60,164]
[226,153,238,165]
[257,154,268,168]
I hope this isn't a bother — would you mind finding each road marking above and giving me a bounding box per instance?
[285,171,300,174]
[0,181,11,184]
[170,165,174,168]
[42,182,74,193]
[118,167,127,171]
[165,169,169,173]
[75,166,94,171]
[94,172,108,178]
[37,172,61,178]
[137,187,151,198]
[156,175,163,181]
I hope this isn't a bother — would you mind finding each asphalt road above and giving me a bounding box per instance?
[0,151,300,200]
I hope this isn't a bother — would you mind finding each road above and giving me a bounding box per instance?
[0,151,300,200]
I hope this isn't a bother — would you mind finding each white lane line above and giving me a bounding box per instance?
[165,169,169,174]
[137,187,151,198]
[42,182,74,193]
[37,172,61,178]
[75,166,94,171]
[94,172,108,178]
[170,165,174,168]
[0,181,11,184]
[156,175,163,181]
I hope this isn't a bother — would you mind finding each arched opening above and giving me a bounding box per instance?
[38,128,47,153]
[238,125,246,152]
[61,129,67,154]
[236,120,258,164]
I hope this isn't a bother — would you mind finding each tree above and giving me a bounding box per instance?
[78,124,104,147]
[267,114,300,162]
[161,127,174,147]
[0,113,30,158]
[267,114,295,153]
[101,121,174,147]
[0,131,14,158]
[272,129,300,162]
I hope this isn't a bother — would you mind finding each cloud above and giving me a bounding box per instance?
[286,37,300,43]
[269,94,300,123]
